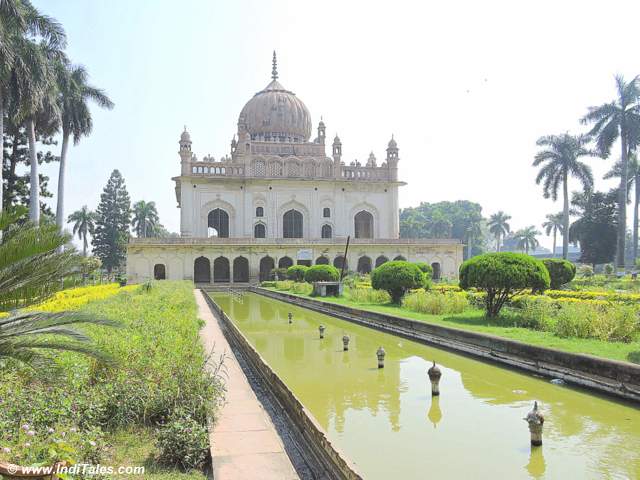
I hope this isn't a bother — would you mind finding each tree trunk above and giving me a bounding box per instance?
[562,169,569,260]
[496,233,500,252]
[552,229,557,258]
[634,172,639,265]
[83,233,87,257]
[617,132,629,268]
[56,131,70,231]
[27,118,39,224]
[0,88,4,218]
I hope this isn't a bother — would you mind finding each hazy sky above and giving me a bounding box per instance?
[33,0,640,249]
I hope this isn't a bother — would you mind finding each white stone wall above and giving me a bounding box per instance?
[179,178,399,240]
[126,243,463,284]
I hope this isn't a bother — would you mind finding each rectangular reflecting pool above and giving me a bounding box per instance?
[211,292,640,479]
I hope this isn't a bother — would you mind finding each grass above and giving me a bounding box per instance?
[267,288,640,364]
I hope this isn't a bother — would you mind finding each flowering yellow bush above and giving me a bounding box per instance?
[544,290,640,303]
[432,284,462,293]
[25,283,138,312]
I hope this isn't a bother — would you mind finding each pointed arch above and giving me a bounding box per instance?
[357,256,372,274]
[260,256,275,282]
[213,256,230,283]
[233,256,249,283]
[375,255,389,268]
[194,256,211,283]
[354,210,374,239]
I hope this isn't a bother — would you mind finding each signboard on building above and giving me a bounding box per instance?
[297,249,313,261]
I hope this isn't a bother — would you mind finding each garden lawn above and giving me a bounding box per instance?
[269,289,640,364]
[0,281,221,478]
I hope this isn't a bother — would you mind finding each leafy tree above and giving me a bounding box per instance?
[542,212,564,258]
[67,205,97,256]
[459,252,550,317]
[542,258,576,289]
[533,133,595,259]
[0,0,65,217]
[93,170,131,272]
[487,211,511,252]
[304,265,339,283]
[132,200,160,238]
[286,265,308,282]
[603,154,640,263]
[371,261,426,304]
[569,190,618,267]
[55,62,114,232]
[414,262,434,278]
[514,226,540,254]
[581,75,640,267]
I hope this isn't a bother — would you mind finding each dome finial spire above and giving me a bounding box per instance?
[271,50,278,80]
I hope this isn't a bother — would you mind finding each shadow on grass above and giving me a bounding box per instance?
[626,351,640,364]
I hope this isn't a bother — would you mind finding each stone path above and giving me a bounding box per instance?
[195,290,299,480]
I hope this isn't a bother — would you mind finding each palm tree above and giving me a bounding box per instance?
[55,63,114,233]
[67,205,97,256]
[0,207,117,366]
[542,212,564,257]
[581,75,640,267]
[604,154,640,263]
[533,133,595,260]
[132,200,160,238]
[0,0,65,217]
[487,211,511,251]
[514,226,540,255]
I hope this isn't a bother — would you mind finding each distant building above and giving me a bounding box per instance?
[126,53,463,283]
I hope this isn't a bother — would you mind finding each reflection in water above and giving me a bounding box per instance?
[213,293,640,480]
[526,447,546,479]
[427,396,442,428]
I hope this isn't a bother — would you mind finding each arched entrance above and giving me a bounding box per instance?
[321,224,332,238]
[394,255,406,261]
[259,256,275,282]
[153,264,166,280]
[431,262,441,281]
[254,223,266,238]
[333,255,347,271]
[354,210,374,239]
[375,255,389,268]
[233,256,249,283]
[208,208,230,237]
[283,209,303,238]
[278,256,294,269]
[213,256,230,283]
[316,256,329,265]
[194,257,211,283]
[357,256,372,274]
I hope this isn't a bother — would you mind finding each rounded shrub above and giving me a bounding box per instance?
[414,262,434,279]
[287,265,309,282]
[578,265,594,277]
[371,261,426,304]
[304,264,340,283]
[542,258,576,289]
[459,252,550,317]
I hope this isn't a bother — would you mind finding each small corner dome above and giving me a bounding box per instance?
[388,136,397,148]
[180,128,191,143]
[333,134,341,144]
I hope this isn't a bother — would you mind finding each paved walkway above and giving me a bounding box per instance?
[195,290,299,480]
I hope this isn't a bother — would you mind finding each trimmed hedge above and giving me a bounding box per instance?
[459,252,550,317]
[542,258,576,289]
[371,261,427,304]
[287,265,309,282]
[304,264,340,283]
[414,262,434,279]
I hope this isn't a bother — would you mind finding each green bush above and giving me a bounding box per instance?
[290,282,313,295]
[275,280,294,291]
[604,264,615,275]
[156,410,209,470]
[371,261,426,304]
[459,252,550,317]
[304,265,340,283]
[272,268,288,281]
[414,262,434,279]
[347,287,391,304]
[578,265,594,277]
[287,265,309,282]
[542,258,576,289]
[403,291,468,315]
[260,281,276,287]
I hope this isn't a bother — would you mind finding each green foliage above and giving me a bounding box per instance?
[604,264,615,275]
[569,190,618,266]
[271,268,288,281]
[274,280,293,291]
[403,291,468,315]
[92,170,131,273]
[260,281,276,288]
[132,200,162,238]
[347,287,391,304]
[290,282,313,295]
[286,265,309,282]
[304,265,340,283]
[459,252,550,317]
[578,265,594,277]
[542,259,576,289]
[414,262,433,278]
[155,411,209,470]
[371,261,426,304]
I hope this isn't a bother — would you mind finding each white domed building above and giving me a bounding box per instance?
[126,53,463,283]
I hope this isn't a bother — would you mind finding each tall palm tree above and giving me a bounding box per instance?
[542,212,564,257]
[603,154,640,263]
[0,0,65,217]
[515,226,540,255]
[533,133,595,260]
[581,75,640,267]
[132,200,159,238]
[67,205,97,256]
[0,207,117,366]
[55,63,114,233]
[487,211,511,251]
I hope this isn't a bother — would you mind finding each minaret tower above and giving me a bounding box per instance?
[332,134,342,178]
[386,135,399,181]
[318,117,326,145]
[179,127,192,175]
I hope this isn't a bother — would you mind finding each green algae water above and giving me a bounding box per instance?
[211,292,640,479]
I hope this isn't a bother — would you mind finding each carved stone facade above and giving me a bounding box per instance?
[126,53,463,283]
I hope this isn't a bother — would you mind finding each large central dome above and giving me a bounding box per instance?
[238,53,312,142]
